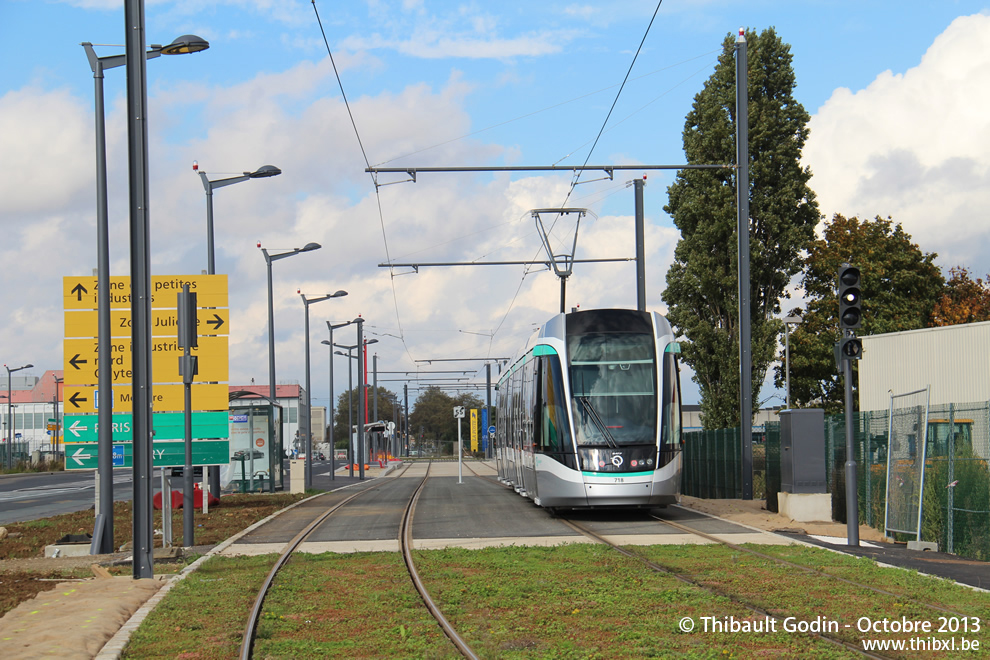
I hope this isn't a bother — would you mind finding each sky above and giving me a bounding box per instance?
[2,0,990,416]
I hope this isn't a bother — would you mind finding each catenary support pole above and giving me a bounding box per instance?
[634,176,646,311]
[356,319,365,480]
[125,0,155,578]
[735,28,754,501]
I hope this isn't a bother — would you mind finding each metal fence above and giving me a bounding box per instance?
[682,427,748,499]
[683,401,990,561]
[824,402,990,560]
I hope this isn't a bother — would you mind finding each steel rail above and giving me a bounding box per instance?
[657,506,966,618]
[238,465,411,660]
[459,462,889,658]
[400,462,481,659]
[559,516,891,660]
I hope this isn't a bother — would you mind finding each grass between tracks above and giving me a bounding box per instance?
[122,543,990,659]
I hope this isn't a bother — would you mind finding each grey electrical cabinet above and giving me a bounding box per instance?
[779,408,826,494]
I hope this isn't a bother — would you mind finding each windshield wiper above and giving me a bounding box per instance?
[577,396,618,449]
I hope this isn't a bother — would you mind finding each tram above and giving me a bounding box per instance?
[494,308,682,509]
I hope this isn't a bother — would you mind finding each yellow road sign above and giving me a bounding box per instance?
[64,383,228,414]
[63,275,228,310]
[63,336,229,385]
[64,308,230,338]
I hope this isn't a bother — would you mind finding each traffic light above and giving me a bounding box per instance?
[838,265,861,329]
[839,336,862,360]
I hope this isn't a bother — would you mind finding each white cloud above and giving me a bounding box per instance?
[804,12,990,273]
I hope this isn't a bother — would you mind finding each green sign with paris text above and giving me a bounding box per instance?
[62,411,229,443]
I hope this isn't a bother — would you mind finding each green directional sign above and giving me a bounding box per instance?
[65,440,230,470]
[62,412,229,443]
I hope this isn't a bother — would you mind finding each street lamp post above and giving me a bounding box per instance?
[333,329,376,480]
[260,243,322,450]
[300,291,347,488]
[5,364,32,469]
[52,375,63,459]
[83,33,208,560]
[196,164,281,274]
[196,163,279,498]
[323,320,356,481]
[783,315,803,409]
[334,346,357,477]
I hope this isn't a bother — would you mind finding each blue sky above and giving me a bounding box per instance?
[2,1,990,414]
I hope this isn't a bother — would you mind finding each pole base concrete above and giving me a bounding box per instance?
[289,459,305,494]
[778,492,832,523]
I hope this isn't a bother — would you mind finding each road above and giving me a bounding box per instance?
[0,469,137,525]
[0,458,351,525]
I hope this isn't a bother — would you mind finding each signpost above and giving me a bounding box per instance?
[62,411,228,443]
[63,335,228,385]
[61,274,232,515]
[63,308,229,339]
[63,274,229,310]
[470,409,478,452]
[454,406,465,484]
[64,440,229,469]
[62,383,228,414]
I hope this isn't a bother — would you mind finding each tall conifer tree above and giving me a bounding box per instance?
[663,28,819,429]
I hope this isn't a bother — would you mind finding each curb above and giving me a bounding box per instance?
[93,489,331,659]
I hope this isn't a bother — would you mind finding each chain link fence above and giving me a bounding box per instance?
[682,400,990,561]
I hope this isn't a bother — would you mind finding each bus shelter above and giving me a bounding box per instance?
[228,391,284,492]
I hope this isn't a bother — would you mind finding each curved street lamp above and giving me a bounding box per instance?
[300,290,347,488]
[196,164,282,274]
[5,364,33,469]
[259,243,322,467]
[82,34,208,556]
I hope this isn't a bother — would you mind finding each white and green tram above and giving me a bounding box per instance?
[495,308,683,510]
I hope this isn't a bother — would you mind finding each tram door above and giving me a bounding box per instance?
[519,357,538,497]
[512,369,526,490]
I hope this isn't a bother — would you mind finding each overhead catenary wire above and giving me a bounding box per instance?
[372,47,717,168]
[511,0,666,331]
[312,1,668,370]
[311,0,414,365]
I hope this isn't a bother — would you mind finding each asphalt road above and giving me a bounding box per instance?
[0,469,136,525]
[0,458,351,525]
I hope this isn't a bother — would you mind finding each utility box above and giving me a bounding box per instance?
[780,409,826,494]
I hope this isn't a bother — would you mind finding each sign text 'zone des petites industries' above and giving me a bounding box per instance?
[63,274,228,310]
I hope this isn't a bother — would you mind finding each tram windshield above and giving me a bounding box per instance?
[567,331,657,446]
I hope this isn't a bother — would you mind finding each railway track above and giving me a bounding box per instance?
[463,459,967,659]
[237,460,480,660]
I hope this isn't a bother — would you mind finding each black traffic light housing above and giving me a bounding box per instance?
[838,265,861,329]
[834,336,863,369]
[839,336,862,360]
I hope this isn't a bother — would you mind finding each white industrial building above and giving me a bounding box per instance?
[859,321,990,412]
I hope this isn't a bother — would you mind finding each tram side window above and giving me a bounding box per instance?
[661,351,682,449]
[539,356,571,453]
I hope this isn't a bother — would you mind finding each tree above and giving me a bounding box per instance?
[662,27,819,429]
[332,385,396,447]
[407,388,486,454]
[409,388,456,453]
[931,267,990,326]
[780,214,944,413]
